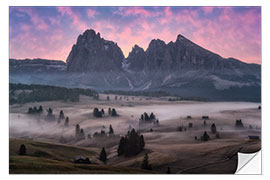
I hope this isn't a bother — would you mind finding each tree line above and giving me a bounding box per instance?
[10,83,98,104]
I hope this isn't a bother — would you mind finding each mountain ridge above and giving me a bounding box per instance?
[9,29,261,101]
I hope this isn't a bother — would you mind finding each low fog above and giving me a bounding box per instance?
[9,95,261,147]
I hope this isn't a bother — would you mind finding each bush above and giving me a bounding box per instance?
[19,144,26,155]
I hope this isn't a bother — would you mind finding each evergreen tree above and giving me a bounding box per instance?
[19,144,26,155]
[117,129,145,157]
[47,108,53,116]
[59,110,65,120]
[111,108,117,116]
[141,153,152,170]
[99,147,107,162]
[117,137,126,156]
[144,113,150,122]
[28,107,33,114]
[93,108,102,117]
[64,117,69,126]
[101,108,105,116]
[109,125,114,134]
[108,108,112,116]
[38,105,43,113]
[75,124,80,136]
[140,114,144,121]
[139,135,145,150]
[79,128,85,139]
[211,123,217,134]
[149,112,155,120]
[202,131,210,141]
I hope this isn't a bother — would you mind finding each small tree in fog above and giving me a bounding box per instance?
[59,110,65,120]
[75,124,80,136]
[19,144,26,155]
[211,123,217,134]
[141,153,152,170]
[111,108,117,116]
[47,108,53,116]
[108,108,112,116]
[202,131,210,141]
[101,109,105,116]
[64,117,69,126]
[139,135,145,150]
[109,125,114,135]
[38,106,43,113]
[99,147,107,163]
[79,129,85,139]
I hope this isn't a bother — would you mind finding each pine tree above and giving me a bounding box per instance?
[101,109,105,116]
[108,108,112,116]
[28,107,33,114]
[111,108,117,116]
[19,144,26,155]
[117,137,126,156]
[38,105,43,113]
[93,108,102,117]
[79,128,85,139]
[47,108,53,116]
[59,110,65,120]
[202,131,210,141]
[139,135,145,150]
[99,147,107,162]
[75,124,80,136]
[149,112,155,120]
[141,153,152,170]
[64,117,69,126]
[211,123,217,133]
[109,125,114,134]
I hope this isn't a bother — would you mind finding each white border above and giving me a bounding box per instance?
[1,0,269,179]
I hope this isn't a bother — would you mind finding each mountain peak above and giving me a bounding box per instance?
[66,29,124,72]
[176,34,187,41]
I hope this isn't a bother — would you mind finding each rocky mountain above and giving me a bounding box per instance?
[9,58,66,73]
[9,29,261,101]
[66,29,124,72]
[125,34,260,74]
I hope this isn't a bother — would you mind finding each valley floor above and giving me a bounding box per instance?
[9,94,261,174]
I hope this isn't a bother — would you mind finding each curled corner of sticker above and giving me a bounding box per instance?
[235,150,261,174]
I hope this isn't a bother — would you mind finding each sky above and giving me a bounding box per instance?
[9,6,261,64]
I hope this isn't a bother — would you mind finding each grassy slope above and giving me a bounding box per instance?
[9,138,152,174]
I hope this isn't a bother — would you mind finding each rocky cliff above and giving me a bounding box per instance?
[66,29,124,72]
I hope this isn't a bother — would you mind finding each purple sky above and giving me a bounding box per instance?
[9,6,261,64]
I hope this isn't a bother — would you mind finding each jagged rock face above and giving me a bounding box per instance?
[125,45,147,71]
[126,34,260,75]
[66,29,124,72]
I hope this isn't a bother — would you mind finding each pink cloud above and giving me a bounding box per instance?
[16,8,49,31]
[87,9,99,18]
[202,7,214,14]
[114,7,152,17]
[57,7,88,32]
